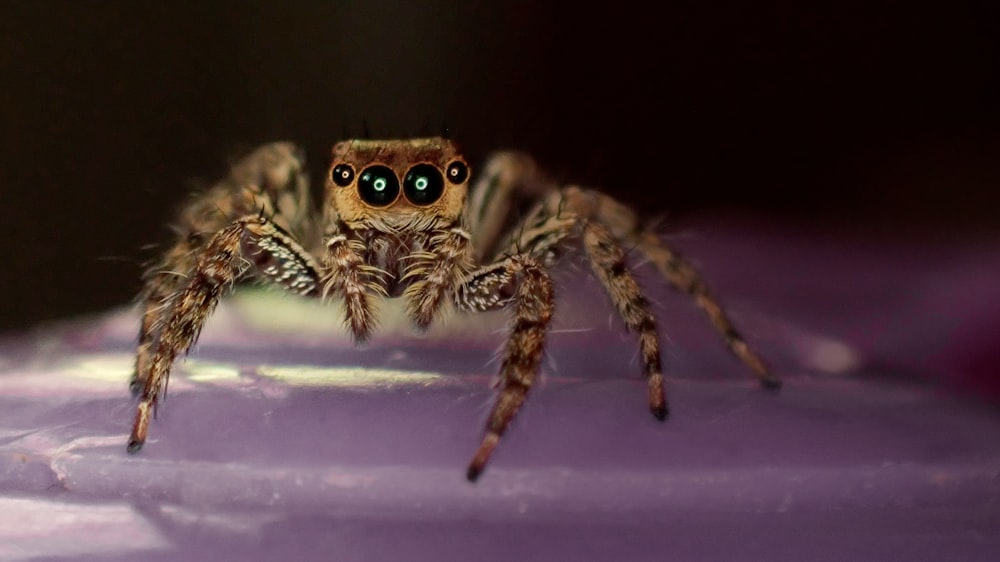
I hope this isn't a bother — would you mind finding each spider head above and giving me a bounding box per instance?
[326,137,470,232]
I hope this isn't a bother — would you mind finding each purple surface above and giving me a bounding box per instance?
[2,220,999,561]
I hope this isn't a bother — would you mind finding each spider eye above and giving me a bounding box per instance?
[357,165,400,206]
[445,160,469,184]
[403,164,445,205]
[331,163,354,187]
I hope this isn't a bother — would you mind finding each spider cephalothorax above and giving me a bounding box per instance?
[128,137,780,481]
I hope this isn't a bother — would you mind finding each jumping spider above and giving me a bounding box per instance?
[128,138,780,481]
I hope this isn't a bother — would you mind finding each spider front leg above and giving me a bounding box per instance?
[132,235,202,394]
[132,142,314,393]
[456,255,554,481]
[128,216,321,452]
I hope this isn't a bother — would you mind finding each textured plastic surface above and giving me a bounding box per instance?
[2,222,999,561]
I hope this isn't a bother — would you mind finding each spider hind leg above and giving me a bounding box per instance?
[633,228,782,389]
[543,185,782,390]
[468,150,779,390]
[581,220,668,420]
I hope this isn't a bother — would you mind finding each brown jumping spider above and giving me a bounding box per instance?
[128,138,780,481]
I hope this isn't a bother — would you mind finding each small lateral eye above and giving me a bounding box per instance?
[445,160,469,184]
[403,164,445,205]
[357,165,400,206]
[331,163,354,187]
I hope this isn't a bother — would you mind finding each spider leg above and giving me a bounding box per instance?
[581,221,668,418]
[469,151,777,387]
[543,186,782,389]
[132,143,315,393]
[633,230,781,388]
[481,186,776,431]
[128,215,321,452]
[499,211,668,420]
[133,234,202,394]
[465,151,558,263]
[456,255,554,481]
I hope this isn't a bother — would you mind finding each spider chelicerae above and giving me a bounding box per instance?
[128,138,780,481]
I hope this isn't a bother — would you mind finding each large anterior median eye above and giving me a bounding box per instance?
[357,165,400,206]
[403,164,445,205]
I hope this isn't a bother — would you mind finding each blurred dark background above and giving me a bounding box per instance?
[1,1,998,332]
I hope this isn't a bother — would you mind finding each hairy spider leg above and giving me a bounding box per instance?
[580,221,667,417]
[456,255,554,481]
[129,215,321,452]
[132,143,315,393]
[465,151,558,263]
[542,187,781,389]
[468,151,780,389]
[496,206,669,420]
[133,234,204,394]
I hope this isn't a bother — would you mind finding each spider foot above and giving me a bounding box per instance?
[651,404,669,421]
[648,373,668,421]
[466,432,500,482]
[127,401,152,454]
[466,466,482,482]
[759,373,783,391]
